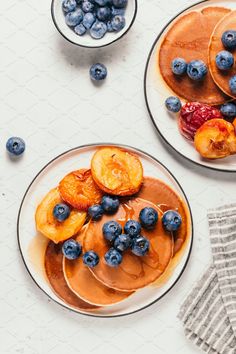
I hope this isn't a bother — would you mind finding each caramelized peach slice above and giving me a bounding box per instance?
[59,169,103,210]
[194,119,236,159]
[91,147,143,196]
[35,188,86,243]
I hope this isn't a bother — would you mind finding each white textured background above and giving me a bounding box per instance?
[1,0,236,353]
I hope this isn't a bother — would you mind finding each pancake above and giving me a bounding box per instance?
[209,10,236,99]
[137,177,190,255]
[45,241,98,311]
[63,233,133,306]
[159,7,230,105]
[83,198,174,292]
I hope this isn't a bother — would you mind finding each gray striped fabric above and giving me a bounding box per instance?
[178,204,236,354]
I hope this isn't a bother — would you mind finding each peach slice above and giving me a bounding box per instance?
[91,147,143,196]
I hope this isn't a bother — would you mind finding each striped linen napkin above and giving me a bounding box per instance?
[178,204,236,354]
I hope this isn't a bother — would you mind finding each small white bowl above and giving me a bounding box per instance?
[51,0,137,48]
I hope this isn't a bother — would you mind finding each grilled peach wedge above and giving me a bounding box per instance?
[91,147,143,196]
[194,119,236,159]
[35,188,86,243]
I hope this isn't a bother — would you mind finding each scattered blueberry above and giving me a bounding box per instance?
[171,58,187,76]
[139,207,158,230]
[74,23,86,35]
[88,204,104,220]
[131,236,150,257]
[102,220,122,242]
[62,239,82,260]
[81,1,94,12]
[6,137,25,156]
[90,20,107,38]
[220,103,236,118]
[53,203,71,222]
[97,7,111,21]
[104,248,122,267]
[124,220,141,238]
[114,234,131,252]
[162,210,182,232]
[222,30,236,50]
[229,75,236,94]
[165,96,182,113]
[101,195,119,213]
[83,12,96,29]
[62,0,77,12]
[111,15,125,31]
[215,51,234,71]
[112,0,127,8]
[65,9,84,26]
[187,60,208,81]
[83,251,100,267]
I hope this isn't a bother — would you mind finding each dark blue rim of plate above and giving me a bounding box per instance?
[144,0,236,173]
[17,143,193,318]
[51,0,138,49]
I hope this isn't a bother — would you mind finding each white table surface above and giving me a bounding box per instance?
[1,0,236,353]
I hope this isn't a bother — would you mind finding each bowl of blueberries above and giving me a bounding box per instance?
[51,0,137,48]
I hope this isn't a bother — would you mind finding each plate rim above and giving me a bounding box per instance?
[144,0,236,173]
[17,142,193,318]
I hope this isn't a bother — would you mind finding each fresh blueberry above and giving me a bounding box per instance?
[131,236,150,257]
[165,96,182,113]
[95,0,109,5]
[88,204,104,220]
[62,239,82,260]
[102,220,122,242]
[6,137,25,156]
[139,207,158,230]
[111,6,125,17]
[104,248,122,267]
[107,21,114,32]
[229,75,236,94]
[171,58,187,76]
[62,0,77,12]
[111,15,125,31]
[83,251,99,267]
[112,0,127,8]
[220,103,236,118]
[53,203,71,222]
[90,21,107,39]
[65,9,84,27]
[101,195,119,213]
[222,30,236,50]
[215,51,234,71]
[124,220,141,238]
[97,7,111,21]
[162,210,182,232]
[74,23,86,35]
[83,12,95,29]
[114,234,131,252]
[187,60,208,81]
[81,0,94,12]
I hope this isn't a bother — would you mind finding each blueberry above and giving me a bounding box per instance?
[74,23,86,35]
[111,15,125,31]
[171,58,187,76]
[131,236,150,257]
[104,248,122,267]
[102,220,122,242]
[229,75,236,94]
[139,207,158,230]
[165,96,182,113]
[53,203,71,222]
[88,204,104,220]
[83,12,95,29]
[83,251,99,267]
[220,103,236,118]
[65,9,84,27]
[107,21,114,32]
[222,30,236,50]
[94,0,109,5]
[81,1,94,12]
[90,21,107,39]
[6,137,25,156]
[62,0,77,12]
[114,234,131,252]
[124,220,141,238]
[162,210,182,232]
[62,239,82,260]
[215,51,234,71]
[187,60,208,81]
[97,7,111,21]
[111,6,125,17]
[112,0,127,8]
[101,195,119,213]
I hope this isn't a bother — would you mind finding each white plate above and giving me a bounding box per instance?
[17,144,193,317]
[51,0,137,48]
[144,0,236,172]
